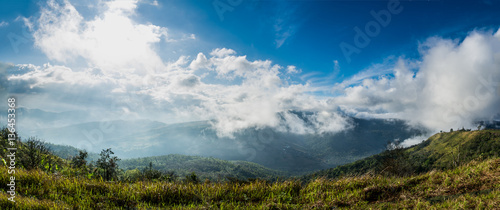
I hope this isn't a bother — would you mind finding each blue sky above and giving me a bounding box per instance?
[1,0,500,138]
[3,0,500,80]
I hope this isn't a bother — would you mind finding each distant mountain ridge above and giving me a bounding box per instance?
[37,140,288,181]
[25,117,424,173]
[119,154,289,181]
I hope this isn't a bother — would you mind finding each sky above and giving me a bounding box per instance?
[1,0,500,139]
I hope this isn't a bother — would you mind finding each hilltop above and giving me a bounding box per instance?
[304,129,500,181]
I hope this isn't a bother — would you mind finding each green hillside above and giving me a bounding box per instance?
[119,154,290,182]
[1,128,500,209]
[304,129,500,181]
[1,156,499,209]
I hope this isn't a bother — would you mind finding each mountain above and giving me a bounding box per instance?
[5,128,287,182]
[119,154,289,181]
[43,142,100,161]
[15,107,92,132]
[303,129,500,181]
[23,119,167,155]
[23,117,425,173]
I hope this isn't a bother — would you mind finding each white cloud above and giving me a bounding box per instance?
[16,0,500,140]
[286,65,300,74]
[189,53,209,70]
[0,21,8,27]
[273,4,301,48]
[29,0,180,75]
[309,111,353,134]
[8,48,353,137]
[210,48,236,57]
[15,26,500,137]
[400,135,428,148]
[332,28,500,132]
[333,58,396,91]
[106,0,138,13]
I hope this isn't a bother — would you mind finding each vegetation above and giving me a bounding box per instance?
[95,148,121,181]
[0,129,65,173]
[0,128,499,209]
[304,129,500,181]
[119,155,289,182]
[70,150,88,169]
[31,118,425,173]
[43,142,99,161]
[1,156,499,209]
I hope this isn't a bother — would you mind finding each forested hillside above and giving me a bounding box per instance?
[119,155,289,182]
[304,129,500,181]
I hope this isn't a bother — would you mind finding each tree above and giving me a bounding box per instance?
[185,172,200,184]
[162,171,177,182]
[379,140,414,177]
[71,150,88,169]
[96,148,120,181]
[19,137,55,171]
[142,162,162,181]
[0,128,19,159]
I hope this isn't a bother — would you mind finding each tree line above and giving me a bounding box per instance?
[0,128,185,182]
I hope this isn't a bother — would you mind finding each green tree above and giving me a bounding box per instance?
[19,137,57,171]
[185,172,200,184]
[379,140,414,176]
[0,128,19,159]
[142,162,162,181]
[96,148,120,181]
[71,150,88,169]
[162,171,177,182]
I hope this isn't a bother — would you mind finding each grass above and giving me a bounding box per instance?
[1,157,499,209]
[305,130,500,181]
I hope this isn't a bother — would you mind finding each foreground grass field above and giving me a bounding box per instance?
[1,157,499,209]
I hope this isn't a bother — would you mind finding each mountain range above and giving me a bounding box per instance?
[19,108,426,173]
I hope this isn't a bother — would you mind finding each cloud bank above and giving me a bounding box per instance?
[332,29,500,133]
[8,0,500,141]
[30,0,167,75]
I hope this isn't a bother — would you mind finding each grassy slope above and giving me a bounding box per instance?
[304,130,500,181]
[407,129,500,169]
[0,130,499,209]
[1,157,499,209]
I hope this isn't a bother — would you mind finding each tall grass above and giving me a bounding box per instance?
[1,157,499,209]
